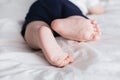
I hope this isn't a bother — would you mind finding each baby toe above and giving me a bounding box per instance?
[96,24,101,32]
[92,32,101,40]
[58,58,70,67]
[91,20,97,25]
[68,55,74,63]
[59,55,74,67]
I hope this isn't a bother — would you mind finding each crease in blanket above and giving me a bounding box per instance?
[56,37,98,70]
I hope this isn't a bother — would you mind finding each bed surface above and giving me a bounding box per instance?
[0,0,120,80]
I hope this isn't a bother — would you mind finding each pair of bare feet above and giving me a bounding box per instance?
[25,16,101,67]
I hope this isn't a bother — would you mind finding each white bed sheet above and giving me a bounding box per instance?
[0,0,120,80]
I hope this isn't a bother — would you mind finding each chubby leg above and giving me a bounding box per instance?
[51,16,101,42]
[24,21,73,67]
[88,4,105,15]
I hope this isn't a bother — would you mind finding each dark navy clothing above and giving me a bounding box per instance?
[21,0,88,37]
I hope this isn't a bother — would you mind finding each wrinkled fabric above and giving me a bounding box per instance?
[0,0,120,80]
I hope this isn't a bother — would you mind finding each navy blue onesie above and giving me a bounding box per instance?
[21,0,88,37]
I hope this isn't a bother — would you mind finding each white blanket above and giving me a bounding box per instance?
[0,0,120,80]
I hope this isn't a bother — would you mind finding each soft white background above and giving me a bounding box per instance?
[0,0,120,80]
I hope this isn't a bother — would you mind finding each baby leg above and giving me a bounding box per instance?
[87,0,105,14]
[51,16,101,42]
[24,21,73,67]
[88,4,105,15]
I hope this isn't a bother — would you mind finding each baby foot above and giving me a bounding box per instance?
[51,16,101,42]
[38,26,74,67]
[45,50,74,67]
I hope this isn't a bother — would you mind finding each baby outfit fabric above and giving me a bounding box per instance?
[21,0,88,37]
[69,0,100,15]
